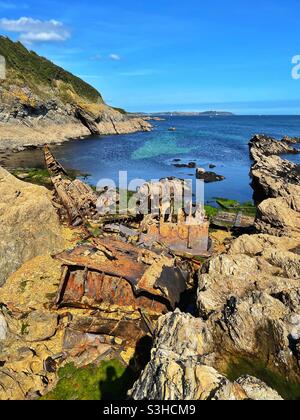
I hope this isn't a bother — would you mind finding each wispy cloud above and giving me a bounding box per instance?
[109,53,121,61]
[0,17,70,43]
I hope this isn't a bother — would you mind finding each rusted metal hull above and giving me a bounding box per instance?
[54,237,188,314]
[56,266,169,314]
[141,221,210,255]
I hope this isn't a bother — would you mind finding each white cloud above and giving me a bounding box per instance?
[0,17,70,43]
[20,31,67,42]
[109,53,121,61]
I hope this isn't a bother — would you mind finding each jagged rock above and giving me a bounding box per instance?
[255,198,300,237]
[130,356,247,400]
[251,154,300,205]
[129,310,282,400]
[228,234,300,280]
[194,134,300,386]
[152,310,213,358]
[75,107,101,135]
[197,251,300,313]
[197,234,300,379]
[173,161,196,168]
[196,168,225,183]
[249,135,300,236]
[0,313,7,340]
[282,136,300,145]
[191,134,300,391]
[235,376,283,401]
[227,233,299,257]
[250,134,300,161]
[0,167,66,286]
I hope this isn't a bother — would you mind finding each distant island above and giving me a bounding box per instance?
[131,111,235,117]
[153,111,235,117]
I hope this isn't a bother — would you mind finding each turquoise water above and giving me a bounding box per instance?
[5,115,300,204]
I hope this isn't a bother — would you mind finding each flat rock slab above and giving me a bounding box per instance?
[25,311,58,342]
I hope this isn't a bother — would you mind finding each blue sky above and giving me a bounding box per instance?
[0,0,300,114]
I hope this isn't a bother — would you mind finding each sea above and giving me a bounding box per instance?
[4,115,300,205]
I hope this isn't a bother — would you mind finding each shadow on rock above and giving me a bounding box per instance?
[99,336,153,400]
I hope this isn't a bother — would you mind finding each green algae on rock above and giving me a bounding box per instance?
[226,357,300,401]
[41,360,136,400]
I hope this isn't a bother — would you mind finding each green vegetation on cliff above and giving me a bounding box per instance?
[0,36,103,104]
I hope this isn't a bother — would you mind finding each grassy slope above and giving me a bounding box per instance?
[0,36,103,106]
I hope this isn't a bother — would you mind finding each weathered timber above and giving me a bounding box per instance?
[211,211,255,230]
[44,145,99,226]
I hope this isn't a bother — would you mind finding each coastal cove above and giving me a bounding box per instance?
[2,115,300,204]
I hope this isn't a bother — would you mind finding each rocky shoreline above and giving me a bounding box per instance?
[0,134,299,400]
[130,134,300,400]
[0,104,152,151]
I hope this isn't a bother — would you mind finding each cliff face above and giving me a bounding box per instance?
[0,37,151,149]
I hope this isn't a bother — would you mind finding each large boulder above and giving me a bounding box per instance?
[129,311,283,401]
[249,135,300,237]
[197,227,300,376]
[255,198,300,237]
[0,167,65,286]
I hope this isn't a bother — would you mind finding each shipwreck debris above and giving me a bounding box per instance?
[44,146,212,257]
[211,211,255,230]
[137,178,211,256]
[67,316,153,347]
[44,145,99,227]
[53,237,188,314]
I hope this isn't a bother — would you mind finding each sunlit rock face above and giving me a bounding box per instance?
[0,167,65,286]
